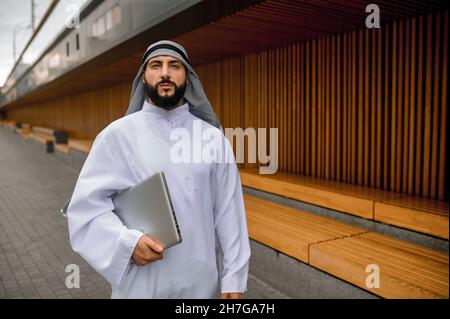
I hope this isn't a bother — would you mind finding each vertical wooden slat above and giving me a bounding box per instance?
[290,46,294,172]
[311,40,317,177]
[306,41,311,175]
[371,29,377,188]
[408,17,417,195]
[391,21,398,191]
[284,46,288,172]
[342,33,348,183]
[351,31,357,184]
[271,50,276,171]
[293,44,298,174]
[422,13,433,197]
[364,29,370,186]
[336,34,342,181]
[396,20,404,192]
[376,27,382,188]
[430,12,441,199]
[402,19,411,193]
[330,36,336,180]
[438,11,448,200]
[325,36,331,179]
[357,30,364,185]
[323,37,327,179]
[317,39,322,178]
[244,55,250,166]
[415,15,424,196]
[280,49,284,171]
[298,43,302,175]
[383,22,391,190]
[300,42,305,174]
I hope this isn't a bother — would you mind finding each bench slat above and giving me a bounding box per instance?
[361,232,448,263]
[374,202,449,239]
[244,194,366,263]
[309,232,449,299]
[246,197,363,238]
[378,196,449,215]
[32,126,55,135]
[28,133,53,144]
[327,237,448,286]
[55,143,70,154]
[68,139,93,154]
[28,133,53,153]
[241,170,374,218]
[17,128,31,138]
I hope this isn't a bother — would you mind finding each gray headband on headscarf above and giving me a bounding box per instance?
[125,40,221,129]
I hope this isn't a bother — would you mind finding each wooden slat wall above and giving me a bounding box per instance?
[196,10,448,200]
[6,10,448,200]
[6,83,131,139]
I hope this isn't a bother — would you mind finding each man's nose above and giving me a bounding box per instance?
[161,64,170,79]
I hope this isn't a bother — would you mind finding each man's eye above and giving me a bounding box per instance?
[150,64,160,69]
[171,64,180,69]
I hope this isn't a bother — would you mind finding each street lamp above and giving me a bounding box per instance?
[12,0,36,62]
[13,22,32,62]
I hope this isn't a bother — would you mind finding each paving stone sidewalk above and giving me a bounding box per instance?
[0,128,111,298]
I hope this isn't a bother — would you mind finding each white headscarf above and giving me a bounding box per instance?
[125,40,221,129]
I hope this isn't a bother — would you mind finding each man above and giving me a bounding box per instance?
[67,40,251,299]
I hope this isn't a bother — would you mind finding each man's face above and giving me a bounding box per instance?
[142,55,187,109]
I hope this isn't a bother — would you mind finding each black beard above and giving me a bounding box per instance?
[144,79,187,110]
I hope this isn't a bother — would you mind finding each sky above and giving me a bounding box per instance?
[0,0,52,87]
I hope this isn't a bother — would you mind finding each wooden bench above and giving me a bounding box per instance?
[245,193,449,299]
[309,232,449,298]
[375,197,449,239]
[32,126,68,144]
[26,125,70,153]
[54,138,93,155]
[245,194,367,262]
[68,139,93,154]
[15,123,31,138]
[54,143,71,154]
[240,168,449,239]
[1,120,17,130]
[28,131,54,153]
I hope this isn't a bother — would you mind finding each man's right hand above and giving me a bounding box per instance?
[131,235,164,266]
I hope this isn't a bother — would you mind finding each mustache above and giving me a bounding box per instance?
[157,80,176,87]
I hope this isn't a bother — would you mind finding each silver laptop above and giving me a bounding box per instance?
[112,171,182,249]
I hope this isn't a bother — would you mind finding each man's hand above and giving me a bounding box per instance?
[131,235,164,266]
[221,293,243,299]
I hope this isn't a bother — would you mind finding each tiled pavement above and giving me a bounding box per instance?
[0,128,111,299]
[0,127,287,299]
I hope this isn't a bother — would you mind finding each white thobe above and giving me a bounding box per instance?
[67,101,251,298]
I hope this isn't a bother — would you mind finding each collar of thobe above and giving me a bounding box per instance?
[141,99,190,122]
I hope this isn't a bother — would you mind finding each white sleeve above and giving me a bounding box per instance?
[213,137,251,294]
[67,129,144,288]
